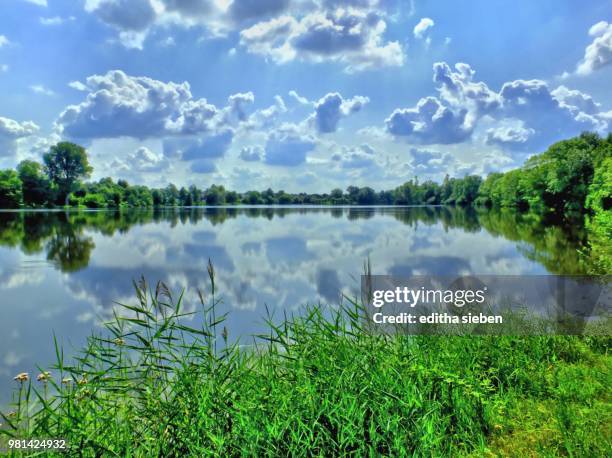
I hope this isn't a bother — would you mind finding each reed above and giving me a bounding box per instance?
[1,263,610,456]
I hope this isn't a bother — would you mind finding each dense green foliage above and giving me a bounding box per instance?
[477,132,612,214]
[0,169,22,208]
[43,142,93,206]
[584,156,612,273]
[1,277,609,456]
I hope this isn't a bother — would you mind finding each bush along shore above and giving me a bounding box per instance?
[1,265,610,457]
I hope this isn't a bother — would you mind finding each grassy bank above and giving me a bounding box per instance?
[1,276,610,457]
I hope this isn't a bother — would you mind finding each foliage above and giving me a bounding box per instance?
[0,169,23,208]
[584,156,612,273]
[43,142,93,206]
[1,277,609,456]
[478,132,612,215]
[17,160,53,206]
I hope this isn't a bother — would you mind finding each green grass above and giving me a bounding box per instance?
[1,267,610,457]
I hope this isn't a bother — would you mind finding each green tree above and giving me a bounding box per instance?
[357,187,376,205]
[0,169,23,208]
[205,185,226,205]
[43,142,93,206]
[17,160,52,206]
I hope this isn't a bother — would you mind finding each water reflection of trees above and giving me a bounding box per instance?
[0,207,596,275]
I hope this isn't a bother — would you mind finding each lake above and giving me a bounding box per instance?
[0,206,589,405]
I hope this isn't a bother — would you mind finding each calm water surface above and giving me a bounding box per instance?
[0,206,588,405]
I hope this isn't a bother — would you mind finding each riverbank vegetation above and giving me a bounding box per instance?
[0,275,610,456]
[0,134,609,214]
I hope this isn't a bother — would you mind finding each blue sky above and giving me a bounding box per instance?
[0,0,611,192]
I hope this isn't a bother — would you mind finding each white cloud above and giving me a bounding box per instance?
[68,80,88,91]
[40,16,76,26]
[57,70,223,139]
[240,8,405,72]
[386,96,471,144]
[0,36,10,48]
[84,0,158,49]
[288,89,311,105]
[0,64,8,73]
[83,0,294,49]
[413,17,434,39]
[576,21,612,75]
[485,120,535,146]
[0,116,40,157]
[30,84,55,96]
[385,61,610,151]
[111,146,169,175]
[311,92,369,133]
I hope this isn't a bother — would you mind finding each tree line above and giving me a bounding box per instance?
[0,134,610,222]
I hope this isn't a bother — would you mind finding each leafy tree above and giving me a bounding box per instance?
[164,184,179,206]
[244,190,263,205]
[0,169,23,208]
[43,142,93,206]
[357,187,376,205]
[225,190,239,204]
[205,185,226,205]
[17,160,52,206]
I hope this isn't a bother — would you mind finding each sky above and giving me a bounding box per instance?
[0,0,611,192]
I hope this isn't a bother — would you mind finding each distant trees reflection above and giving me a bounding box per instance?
[0,206,596,275]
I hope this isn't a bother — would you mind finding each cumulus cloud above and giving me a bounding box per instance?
[551,85,600,114]
[498,78,606,148]
[85,0,156,48]
[227,91,255,121]
[264,124,316,166]
[485,120,535,147]
[111,146,168,172]
[385,61,610,150]
[386,96,471,144]
[57,70,222,139]
[413,17,434,39]
[288,90,312,106]
[433,62,501,116]
[576,21,612,75]
[83,0,294,49]
[242,95,288,130]
[312,92,369,133]
[240,8,404,72]
[0,36,10,48]
[0,116,39,157]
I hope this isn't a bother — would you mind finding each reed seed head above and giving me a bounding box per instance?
[37,371,52,382]
[13,372,29,383]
